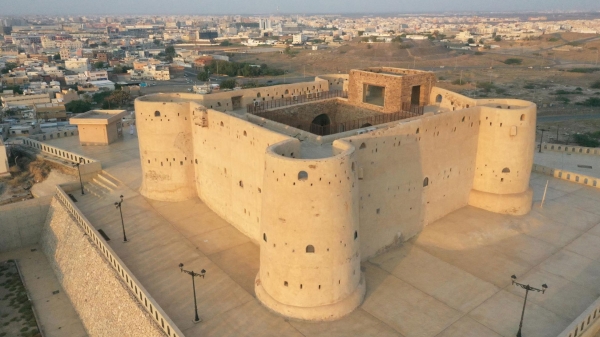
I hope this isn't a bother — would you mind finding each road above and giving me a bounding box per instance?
[538,113,600,123]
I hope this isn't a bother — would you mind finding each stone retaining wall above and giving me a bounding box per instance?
[0,196,53,253]
[40,198,166,337]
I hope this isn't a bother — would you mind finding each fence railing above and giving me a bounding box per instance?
[542,143,600,157]
[309,110,423,136]
[28,129,79,142]
[246,90,347,113]
[556,296,600,337]
[54,186,185,337]
[21,137,96,164]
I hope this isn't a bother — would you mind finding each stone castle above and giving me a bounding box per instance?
[134,67,536,321]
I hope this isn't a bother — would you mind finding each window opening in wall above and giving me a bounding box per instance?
[263,233,267,242]
[239,181,244,187]
[354,231,358,240]
[257,93,261,98]
[300,284,303,289]
[416,128,420,134]
[284,281,288,286]
[363,84,385,106]
[306,245,315,253]
[520,114,525,121]
[423,177,429,187]
[502,167,510,173]
[435,94,442,103]
[360,143,366,149]
[298,171,308,181]
[155,111,160,117]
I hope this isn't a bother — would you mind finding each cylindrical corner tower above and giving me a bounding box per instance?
[255,139,365,321]
[135,94,197,201]
[469,99,537,214]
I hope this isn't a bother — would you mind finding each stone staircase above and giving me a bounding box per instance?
[83,171,121,198]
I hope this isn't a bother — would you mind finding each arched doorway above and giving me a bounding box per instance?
[361,123,372,128]
[310,114,331,135]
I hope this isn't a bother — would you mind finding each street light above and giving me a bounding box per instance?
[511,275,548,337]
[114,195,127,242]
[179,263,206,323]
[538,128,549,153]
[72,161,84,195]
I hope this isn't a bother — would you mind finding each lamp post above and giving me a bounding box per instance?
[538,128,549,153]
[114,195,127,242]
[179,263,205,323]
[511,275,548,337]
[72,161,84,195]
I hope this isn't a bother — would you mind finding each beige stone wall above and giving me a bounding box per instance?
[40,199,166,337]
[346,109,481,258]
[316,75,349,91]
[348,68,436,113]
[256,139,364,320]
[78,124,108,145]
[261,98,383,127]
[191,104,290,240]
[0,197,53,253]
[136,98,196,201]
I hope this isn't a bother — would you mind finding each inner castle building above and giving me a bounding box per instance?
[134,67,536,321]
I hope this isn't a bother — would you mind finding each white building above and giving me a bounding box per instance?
[65,58,91,73]
[128,64,170,81]
[292,34,308,45]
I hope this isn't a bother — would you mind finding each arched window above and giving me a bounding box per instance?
[520,114,525,121]
[257,92,261,98]
[155,111,160,117]
[354,231,358,240]
[423,177,429,187]
[298,171,308,181]
[360,143,366,149]
[306,245,315,253]
[502,168,510,173]
[435,94,442,103]
[263,233,267,242]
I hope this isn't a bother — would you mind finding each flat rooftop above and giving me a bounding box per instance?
[40,134,600,337]
[69,109,127,125]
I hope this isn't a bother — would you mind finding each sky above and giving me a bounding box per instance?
[2,0,600,15]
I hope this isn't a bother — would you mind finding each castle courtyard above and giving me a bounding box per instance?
[34,132,600,337]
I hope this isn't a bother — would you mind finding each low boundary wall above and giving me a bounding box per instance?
[0,196,53,253]
[542,143,600,157]
[20,138,101,182]
[556,296,600,337]
[51,186,184,337]
[28,129,79,142]
[532,164,599,189]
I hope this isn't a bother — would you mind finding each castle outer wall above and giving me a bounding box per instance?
[134,72,536,321]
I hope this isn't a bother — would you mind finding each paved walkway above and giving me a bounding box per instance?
[44,135,600,337]
[0,246,87,337]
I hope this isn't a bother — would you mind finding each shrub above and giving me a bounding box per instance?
[573,134,600,147]
[568,67,600,73]
[579,97,600,107]
[452,79,468,85]
[504,58,523,65]
[591,81,600,89]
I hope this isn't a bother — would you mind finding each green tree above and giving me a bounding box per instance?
[467,38,475,44]
[591,80,600,89]
[197,71,210,81]
[94,61,105,69]
[65,100,92,113]
[53,53,61,60]
[1,62,17,74]
[494,36,502,42]
[2,85,23,95]
[220,40,232,46]
[220,79,237,89]
[165,46,176,61]
[100,41,108,47]
[154,39,161,45]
